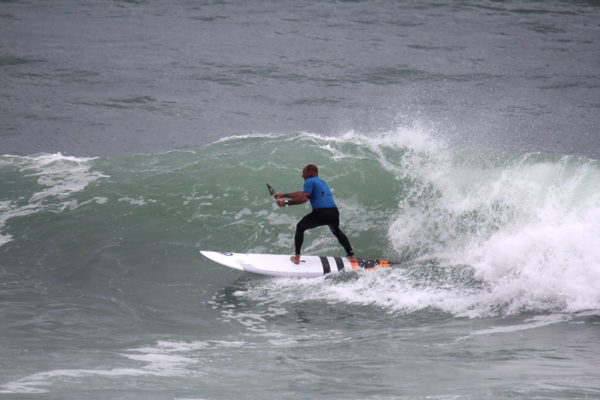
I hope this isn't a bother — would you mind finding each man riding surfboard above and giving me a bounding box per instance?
[274,164,357,265]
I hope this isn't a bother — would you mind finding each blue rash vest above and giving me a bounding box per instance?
[303,176,337,209]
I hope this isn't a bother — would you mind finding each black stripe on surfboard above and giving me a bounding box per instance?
[334,257,344,271]
[319,256,331,274]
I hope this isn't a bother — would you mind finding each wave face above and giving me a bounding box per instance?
[2,129,599,321]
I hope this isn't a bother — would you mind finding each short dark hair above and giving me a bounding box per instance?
[304,164,318,175]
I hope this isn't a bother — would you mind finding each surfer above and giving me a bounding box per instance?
[274,164,357,265]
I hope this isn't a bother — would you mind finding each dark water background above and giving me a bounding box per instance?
[2,0,599,157]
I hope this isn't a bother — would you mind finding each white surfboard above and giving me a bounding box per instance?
[200,251,392,278]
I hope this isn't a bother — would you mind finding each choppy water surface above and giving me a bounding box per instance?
[1,0,600,399]
[1,0,599,157]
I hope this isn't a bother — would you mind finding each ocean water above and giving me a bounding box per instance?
[1,1,600,400]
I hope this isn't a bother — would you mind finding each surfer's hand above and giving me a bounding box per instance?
[277,199,290,207]
[273,192,283,198]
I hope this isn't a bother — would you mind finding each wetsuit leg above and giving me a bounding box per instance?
[294,211,323,255]
[326,209,354,256]
[328,225,354,256]
[294,208,354,256]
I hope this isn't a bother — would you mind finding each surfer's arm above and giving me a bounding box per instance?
[274,191,309,207]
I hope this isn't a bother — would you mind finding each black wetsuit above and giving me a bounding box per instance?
[294,176,353,256]
[295,207,354,256]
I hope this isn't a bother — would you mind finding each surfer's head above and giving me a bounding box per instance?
[302,164,318,179]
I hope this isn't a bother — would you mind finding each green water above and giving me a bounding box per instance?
[1,132,600,399]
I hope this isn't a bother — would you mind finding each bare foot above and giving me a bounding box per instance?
[347,255,357,263]
[290,255,300,264]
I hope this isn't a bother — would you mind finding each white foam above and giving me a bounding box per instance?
[385,150,600,316]
[118,196,156,206]
[0,153,109,247]
[0,339,246,394]
[0,367,149,394]
[0,201,43,246]
[465,314,572,337]
[26,157,107,203]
